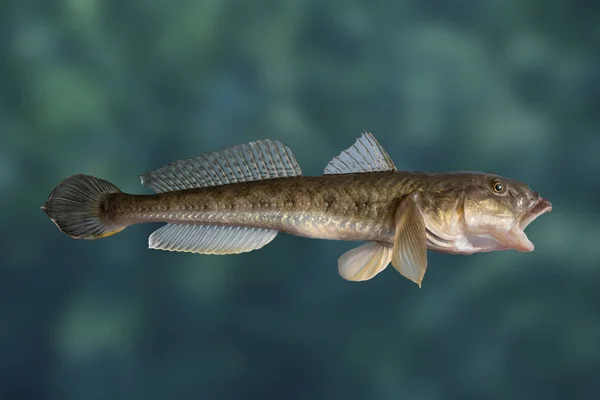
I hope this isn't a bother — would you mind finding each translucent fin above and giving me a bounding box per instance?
[391,194,428,287]
[338,242,392,282]
[324,132,396,175]
[148,223,278,254]
[41,174,125,239]
[140,139,302,193]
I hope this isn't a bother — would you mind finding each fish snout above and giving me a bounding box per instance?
[541,197,552,212]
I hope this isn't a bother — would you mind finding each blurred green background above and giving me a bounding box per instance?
[2,0,600,399]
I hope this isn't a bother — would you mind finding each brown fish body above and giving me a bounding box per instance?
[42,133,552,287]
[106,172,427,243]
[107,170,521,251]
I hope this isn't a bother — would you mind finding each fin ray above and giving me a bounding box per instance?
[391,194,428,287]
[338,242,393,281]
[324,132,396,175]
[41,174,124,239]
[149,224,278,254]
[141,139,302,193]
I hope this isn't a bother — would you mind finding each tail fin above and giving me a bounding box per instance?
[41,174,124,239]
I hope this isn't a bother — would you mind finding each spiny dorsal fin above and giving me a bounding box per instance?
[140,139,302,193]
[149,223,278,254]
[324,132,396,175]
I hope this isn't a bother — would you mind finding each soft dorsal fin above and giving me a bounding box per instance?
[324,132,396,175]
[140,139,302,193]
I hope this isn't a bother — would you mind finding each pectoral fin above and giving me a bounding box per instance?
[392,194,428,287]
[338,242,393,281]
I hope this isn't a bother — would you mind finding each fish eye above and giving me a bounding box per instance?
[491,179,507,194]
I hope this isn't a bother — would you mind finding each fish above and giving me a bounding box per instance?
[41,133,552,287]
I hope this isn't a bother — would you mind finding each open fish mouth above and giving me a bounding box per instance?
[499,198,552,253]
[519,198,552,229]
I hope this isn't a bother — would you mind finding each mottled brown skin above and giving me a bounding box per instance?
[104,172,421,241]
[101,170,544,248]
[97,169,550,258]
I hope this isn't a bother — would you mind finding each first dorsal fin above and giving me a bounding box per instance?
[324,132,396,175]
[140,139,302,193]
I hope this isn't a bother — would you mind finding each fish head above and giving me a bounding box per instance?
[460,173,552,252]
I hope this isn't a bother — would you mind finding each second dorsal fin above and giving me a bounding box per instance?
[140,139,302,193]
[324,132,396,175]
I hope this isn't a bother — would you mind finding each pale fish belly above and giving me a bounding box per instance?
[147,209,395,243]
[277,211,394,242]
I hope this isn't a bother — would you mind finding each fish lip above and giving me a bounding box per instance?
[519,198,552,229]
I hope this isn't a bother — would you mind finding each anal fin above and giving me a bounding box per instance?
[149,224,278,254]
[338,242,393,281]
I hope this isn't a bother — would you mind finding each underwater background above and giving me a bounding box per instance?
[2,0,600,399]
